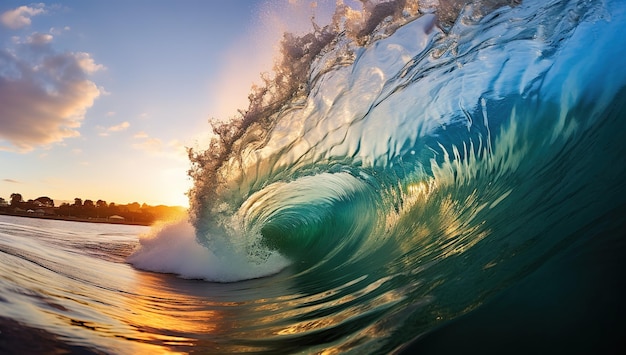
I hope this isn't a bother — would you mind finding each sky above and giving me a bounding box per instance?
[0,0,340,207]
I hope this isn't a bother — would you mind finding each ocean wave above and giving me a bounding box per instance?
[127,1,626,351]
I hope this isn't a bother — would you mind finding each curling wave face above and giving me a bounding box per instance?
[128,0,626,352]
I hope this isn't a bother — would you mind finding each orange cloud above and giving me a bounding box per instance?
[108,121,130,132]
[133,131,149,139]
[0,35,103,152]
[134,137,163,152]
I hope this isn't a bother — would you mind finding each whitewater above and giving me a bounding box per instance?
[1,0,625,353]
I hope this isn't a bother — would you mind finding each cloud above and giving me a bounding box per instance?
[133,131,149,139]
[133,133,187,161]
[133,137,162,152]
[0,34,103,152]
[27,32,53,45]
[2,178,21,183]
[73,52,105,73]
[98,121,130,136]
[95,86,111,96]
[108,121,130,132]
[1,4,46,29]
[49,26,70,35]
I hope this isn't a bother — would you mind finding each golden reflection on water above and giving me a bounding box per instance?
[121,271,223,350]
[129,273,219,332]
[117,268,304,354]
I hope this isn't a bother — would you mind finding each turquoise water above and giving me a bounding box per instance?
[2,0,626,353]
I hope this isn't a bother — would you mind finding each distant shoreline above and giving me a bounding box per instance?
[0,211,152,226]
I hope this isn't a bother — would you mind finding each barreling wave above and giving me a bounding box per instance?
[185,0,531,268]
[126,0,626,352]
[183,0,618,269]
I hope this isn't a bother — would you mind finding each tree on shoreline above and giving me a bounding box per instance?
[34,196,54,207]
[2,193,186,224]
[10,193,22,206]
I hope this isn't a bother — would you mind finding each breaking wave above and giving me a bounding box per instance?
[128,0,626,352]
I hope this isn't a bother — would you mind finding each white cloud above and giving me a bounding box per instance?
[0,38,103,152]
[27,32,53,45]
[1,4,46,29]
[74,51,105,73]
[108,121,130,132]
[49,26,70,35]
[97,121,130,136]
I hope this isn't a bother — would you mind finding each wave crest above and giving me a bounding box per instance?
[132,0,623,287]
[186,0,517,236]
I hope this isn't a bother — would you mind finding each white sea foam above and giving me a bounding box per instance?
[127,219,290,282]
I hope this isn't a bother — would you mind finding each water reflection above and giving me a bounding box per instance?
[120,266,301,353]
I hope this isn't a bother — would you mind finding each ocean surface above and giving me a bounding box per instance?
[2,0,626,353]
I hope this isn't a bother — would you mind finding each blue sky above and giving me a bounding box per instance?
[0,0,338,206]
